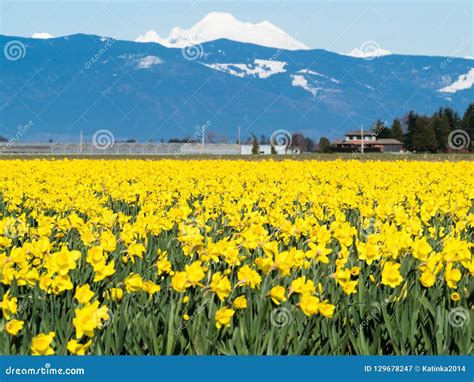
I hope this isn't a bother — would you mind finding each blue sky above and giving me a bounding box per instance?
[1,0,473,57]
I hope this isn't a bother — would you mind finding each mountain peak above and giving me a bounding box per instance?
[32,32,54,39]
[136,12,309,51]
[345,46,391,59]
[198,12,237,24]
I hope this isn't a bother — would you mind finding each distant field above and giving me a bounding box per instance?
[0,153,473,161]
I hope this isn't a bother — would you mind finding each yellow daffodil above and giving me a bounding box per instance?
[419,271,436,288]
[185,261,206,286]
[215,307,235,329]
[31,332,55,355]
[104,288,123,301]
[93,260,115,282]
[73,301,109,339]
[299,294,320,316]
[5,319,24,336]
[67,339,92,355]
[156,257,172,275]
[171,272,190,293]
[210,272,232,301]
[142,280,161,295]
[233,296,247,309]
[445,264,461,289]
[237,265,262,289]
[290,276,315,295]
[74,284,94,305]
[450,292,460,301]
[0,291,18,320]
[124,273,143,292]
[381,261,404,288]
[318,300,336,318]
[268,285,286,305]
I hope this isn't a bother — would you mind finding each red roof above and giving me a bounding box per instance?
[338,139,402,145]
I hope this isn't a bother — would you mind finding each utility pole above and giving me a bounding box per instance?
[360,125,364,154]
[237,126,241,145]
[79,130,83,154]
[201,128,204,153]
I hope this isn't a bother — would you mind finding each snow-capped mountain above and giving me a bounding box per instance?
[136,12,309,51]
[31,32,54,39]
[345,47,392,59]
[0,34,472,142]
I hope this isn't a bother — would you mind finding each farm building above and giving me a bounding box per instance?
[334,130,404,153]
[240,144,300,155]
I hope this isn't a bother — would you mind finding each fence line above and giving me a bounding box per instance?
[0,143,241,156]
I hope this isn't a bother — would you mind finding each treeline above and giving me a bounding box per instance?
[317,103,473,153]
[403,104,473,152]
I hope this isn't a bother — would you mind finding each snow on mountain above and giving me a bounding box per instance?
[290,69,343,96]
[439,68,474,93]
[118,54,164,69]
[136,30,162,44]
[291,75,318,96]
[32,32,54,39]
[345,47,391,59]
[203,59,287,78]
[136,55,163,69]
[299,69,340,83]
[136,12,308,51]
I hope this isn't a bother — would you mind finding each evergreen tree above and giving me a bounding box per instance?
[390,119,403,142]
[411,116,437,152]
[462,103,474,146]
[441,107,461,131]
[318,137,331,153]
[305,137,316,152]
[432,114,451,152]
[251,134,260,155]
[373,119,391,138]
[403,111,418,151]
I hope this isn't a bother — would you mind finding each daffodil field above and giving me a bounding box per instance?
[0,159,472,355]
